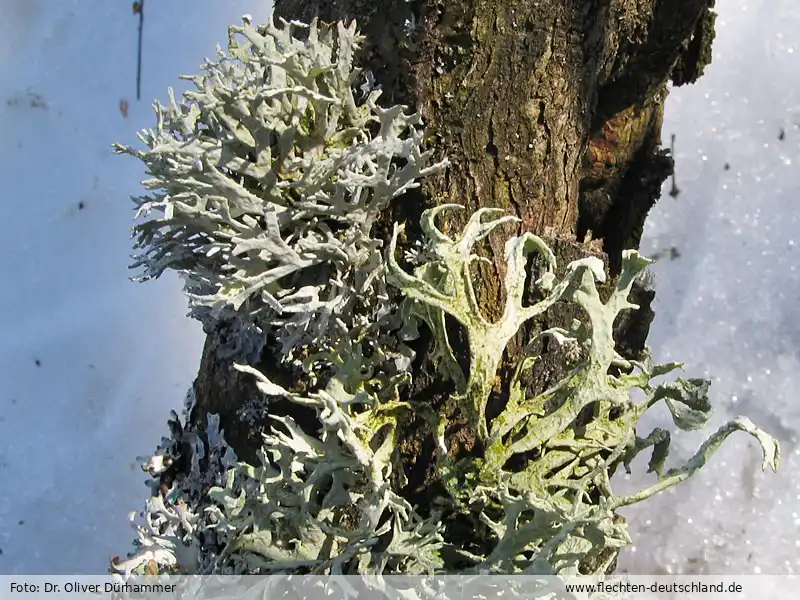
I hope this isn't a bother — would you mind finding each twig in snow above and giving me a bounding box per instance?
[133,1,145,100]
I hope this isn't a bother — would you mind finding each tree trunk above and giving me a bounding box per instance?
[184,0,716,574]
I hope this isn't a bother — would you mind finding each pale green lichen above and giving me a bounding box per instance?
[114,12,446,577]
[115,11,779,582]
[385,204,779,574]
[115,13,446,363]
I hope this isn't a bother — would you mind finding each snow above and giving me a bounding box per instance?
[0,0,270,574]
[0,0,797,576]
[615,0,800,575]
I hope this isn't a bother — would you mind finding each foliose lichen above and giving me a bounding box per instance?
[114,11,779,580]
[385,205,779,574]
[115,12,445,364]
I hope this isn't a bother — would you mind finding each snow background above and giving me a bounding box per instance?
[0,0,269,574]
[0,0,797,575]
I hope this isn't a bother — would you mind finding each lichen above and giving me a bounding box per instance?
[115,12,446,363]
[115,11,779,581]
[386,205,779,574]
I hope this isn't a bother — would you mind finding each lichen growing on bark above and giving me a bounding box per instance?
[386,205,778,574]
[113,11,779,580]
[114,13,446,364]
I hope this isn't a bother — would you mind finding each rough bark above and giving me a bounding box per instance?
[186,0,716,567]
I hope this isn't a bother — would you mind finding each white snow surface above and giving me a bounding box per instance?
[0,0,270,574]
[615,1,800,576]
[0,0,798,576]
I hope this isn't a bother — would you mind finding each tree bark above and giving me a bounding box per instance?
[185,0,716,572]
